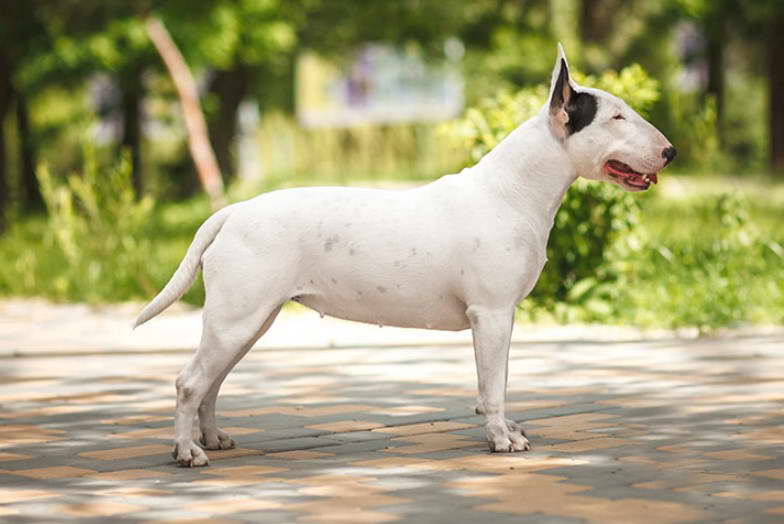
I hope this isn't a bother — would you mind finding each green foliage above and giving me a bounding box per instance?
[667,93,725,172]
[533,180,641,313]
[33,145,154,302]
[445,85,550,163]
[0,160,211,305]
[0,140,208,305]
[681,96,721,171]
[162,0,296,70]
[444,64,659,314]
[614,191,784,331]
[575,64,660,116]
[256,112,467,185]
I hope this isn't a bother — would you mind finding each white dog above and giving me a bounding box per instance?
[135,45,675,467]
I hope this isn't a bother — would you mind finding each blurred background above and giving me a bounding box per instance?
[0,0,782,332]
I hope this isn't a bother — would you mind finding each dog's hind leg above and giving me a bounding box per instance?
[197,305,282,450]
[172,293,286,467]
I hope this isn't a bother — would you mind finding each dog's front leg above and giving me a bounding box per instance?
[467,305,531,452]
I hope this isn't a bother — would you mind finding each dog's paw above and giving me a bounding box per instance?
[199,428,236,451]
[486,421,531,452]
[488,432,531,452]
[505,418,528,438]
[172,441,210,467]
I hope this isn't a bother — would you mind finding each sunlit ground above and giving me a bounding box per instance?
[0,323,783,522]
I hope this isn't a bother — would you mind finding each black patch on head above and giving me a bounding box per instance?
[550,58,598,136]
[566,92,597,135]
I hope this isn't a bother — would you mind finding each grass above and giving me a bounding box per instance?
[0,195,211,305]
[613,175,784,330]
[1,172,782,331]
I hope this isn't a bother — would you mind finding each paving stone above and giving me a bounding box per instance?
[249,437,344,453]
[235,427,325,442]
[2,332,784,522]
[319,430,392,442]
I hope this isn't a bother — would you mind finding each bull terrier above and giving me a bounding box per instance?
[135,44,675,466]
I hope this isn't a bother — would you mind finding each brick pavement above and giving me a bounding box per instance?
[1,327,783,522]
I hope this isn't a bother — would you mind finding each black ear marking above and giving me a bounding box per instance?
[550,59,572,111]
[566,92,597,135]
[549,55,597,137]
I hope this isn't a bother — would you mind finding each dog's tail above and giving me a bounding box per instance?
[133,203,237,329]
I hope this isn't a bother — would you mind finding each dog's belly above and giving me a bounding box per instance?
[294,290,470,331]
[291,259,470,330]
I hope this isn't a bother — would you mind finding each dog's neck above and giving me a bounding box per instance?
[470,113,578,240]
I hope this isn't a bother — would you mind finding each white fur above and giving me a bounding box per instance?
[136,45,673,466]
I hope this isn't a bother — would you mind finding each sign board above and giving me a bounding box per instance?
[296,45,463,128]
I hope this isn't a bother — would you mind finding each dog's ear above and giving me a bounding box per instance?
[547,43,598,140]
[548,43,576,140]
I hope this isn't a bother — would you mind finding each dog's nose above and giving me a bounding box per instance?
[662,146,677,166]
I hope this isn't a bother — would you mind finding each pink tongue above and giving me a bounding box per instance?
[605,163,658,184]
[608,163,635,177]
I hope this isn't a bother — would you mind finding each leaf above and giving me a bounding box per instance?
[568,277,598,303]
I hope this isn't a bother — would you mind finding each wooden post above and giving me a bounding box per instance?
[145,16,227,210]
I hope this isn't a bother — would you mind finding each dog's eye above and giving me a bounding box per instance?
[612,114,625,120]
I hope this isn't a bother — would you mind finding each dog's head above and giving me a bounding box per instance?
[545,44,675,191]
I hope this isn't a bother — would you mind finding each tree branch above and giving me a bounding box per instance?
[145,16,227,210]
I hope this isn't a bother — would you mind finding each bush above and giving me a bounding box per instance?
[443,64,659,316]
[668,93,724,173]
[34,144,155,302]
[615,192,784,331]
[0,143,213,305]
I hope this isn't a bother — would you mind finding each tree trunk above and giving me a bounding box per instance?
[120,65,144,197]
[0,52,12,230]
[207,67,249,184]
[579,0,602,44]
[16,92,42,211]
[145,16,226,211]
[704,18,725,136]
[578,0,620,71]
[769,13,784,172]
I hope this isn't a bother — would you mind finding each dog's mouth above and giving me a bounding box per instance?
[603,160,658,190]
